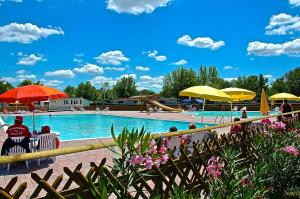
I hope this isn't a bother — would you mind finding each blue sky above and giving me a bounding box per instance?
[0,0,300,91]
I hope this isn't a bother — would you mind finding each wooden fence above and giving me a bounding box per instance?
[0,116,299,198]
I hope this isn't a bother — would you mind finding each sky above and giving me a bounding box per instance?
[0,0,300,92]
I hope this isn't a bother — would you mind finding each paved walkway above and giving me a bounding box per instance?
[0,111,231,198]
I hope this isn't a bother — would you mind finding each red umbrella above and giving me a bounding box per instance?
[0,85,68,131]
[0,85,67,104]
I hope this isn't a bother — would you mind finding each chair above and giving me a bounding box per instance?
[36,133,57,166]
[167,136,182,158]
[7,136,30,171]
[232,106,238,111]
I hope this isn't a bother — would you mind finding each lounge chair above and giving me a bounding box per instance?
[6,136,30,171]
[36,133,57,166]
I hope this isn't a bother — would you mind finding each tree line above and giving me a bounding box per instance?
[161,66,300,100]
[1,66,300,102]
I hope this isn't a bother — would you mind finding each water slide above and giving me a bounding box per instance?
[149,100,183,112]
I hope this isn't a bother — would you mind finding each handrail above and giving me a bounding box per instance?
[0,110,300,165]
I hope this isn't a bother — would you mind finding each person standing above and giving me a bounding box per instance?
[281,99,293,117]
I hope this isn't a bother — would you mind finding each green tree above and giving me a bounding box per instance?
[269,77,286,95]
[285,67,300,96]
[113,76,138,98]
[17,80,42,87]
[64,86,76,97]
[75,81,98,101]
[0,81,13,94]
[198,65,208,85]
[161,67,198,98]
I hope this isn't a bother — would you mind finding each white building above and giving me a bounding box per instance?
[49,97,90,111]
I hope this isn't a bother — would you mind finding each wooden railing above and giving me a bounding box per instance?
[0,114,298,198]
[0,110,300,165]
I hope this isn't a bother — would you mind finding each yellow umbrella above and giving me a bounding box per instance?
[260,88,270,115]
[221,87,256,101]
[179,86,232,122]
[269,93,300,101]
[221,87,256,121]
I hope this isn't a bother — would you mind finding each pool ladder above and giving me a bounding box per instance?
[214,114,225,124]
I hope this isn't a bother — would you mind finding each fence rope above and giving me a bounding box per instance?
[0,110,299,165]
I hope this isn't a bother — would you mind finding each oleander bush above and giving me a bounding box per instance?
[207,121,300,199]
[78,121,300,199]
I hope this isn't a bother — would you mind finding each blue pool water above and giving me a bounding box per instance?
[2,114,212,141]
[183,111,276,118]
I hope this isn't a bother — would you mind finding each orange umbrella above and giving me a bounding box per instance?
[0,85,67,104]
[0,85,68,132]
[260,88,270,115]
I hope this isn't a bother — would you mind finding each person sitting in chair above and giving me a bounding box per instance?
[1,116,31,155]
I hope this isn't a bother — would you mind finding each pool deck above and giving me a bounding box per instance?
[0,110,232,198]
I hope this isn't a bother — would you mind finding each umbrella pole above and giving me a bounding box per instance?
[230,102,233,122]
[201,99,206,123]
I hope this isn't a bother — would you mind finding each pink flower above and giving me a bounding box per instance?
[282,146,299,157]
[271,122,286,130]
[261,118,271,125]
[129,155,140,166]
[163,138,171,147]
[159,145,167,154]
[138,155,145,164]
[161,154,169,164]
[207,156,223,179]
[145,155,154,170]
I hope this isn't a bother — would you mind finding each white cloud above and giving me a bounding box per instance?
[224,78,237,82]
[104,66,126,71]
[40,79,63,87]
[264,74,273,79]
[177,35,225,50]
[45,70,75,78]
[0,77,17,83]
[172,59,187,65]
[73,58,83,63]
[224,66,233,70]
[247,38,300,57]
[137,75,164,91]
[16,69,26,74]
[17,74,36,81]
[0,23,64,44]
[106,0,171,15]
[136,66,150,71]
[73,63,104,74]
[90,76,116,87]
[119,73,137,79]
[75,53,84,57]
[289,0,300,7]
[146,50,167,61]
[0,0,22,4]
[95,50,129,65]
[265,13,300,35]
[17,54,44,66]
[73,53,84,63]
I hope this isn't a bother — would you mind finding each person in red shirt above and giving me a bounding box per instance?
[1,116,31,155]
[6,116,31,138]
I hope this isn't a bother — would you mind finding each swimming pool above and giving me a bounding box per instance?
[183,111,277,118]
[2,114,212,141]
